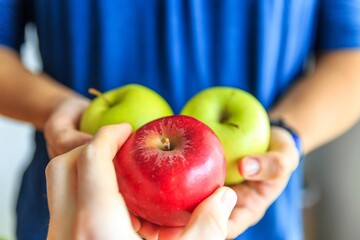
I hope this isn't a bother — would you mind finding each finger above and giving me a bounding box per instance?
[130,213,142,232]
[137,219,161,240]
[44,108,92,157]
[74,124,136,239]
[225,183,270,238]
[158,227,183,240]
[227,205,261,238]
[226,178,290,238]
[46,146,84,211]
[45,113,93,158]
[238,152,288,180]
[77,123,132,204]
[74,194,138,240]
[179,187,237,240]
[138,220,184,240]
[47,129,92,158]
[239,128,299,181]
[46,146,84,234]
[44,99,92,157]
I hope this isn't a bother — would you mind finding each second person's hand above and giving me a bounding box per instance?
[226,126,300,238]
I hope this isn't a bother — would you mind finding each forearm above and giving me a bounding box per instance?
[0,47,86,129]
[270,51,360,154]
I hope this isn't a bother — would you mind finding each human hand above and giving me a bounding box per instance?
[225,126,300,238]
[178,187,237,240]
[138,186,237,240]
[46,123,238,240]
[138,127,299,240]
[44,97,92,158]
[46,123,140,240]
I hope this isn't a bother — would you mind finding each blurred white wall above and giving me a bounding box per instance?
[304,122,360,240]
[0,118,33,239]
[0,24,40,239]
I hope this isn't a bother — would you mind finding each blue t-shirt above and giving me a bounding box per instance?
[1,1,360,239]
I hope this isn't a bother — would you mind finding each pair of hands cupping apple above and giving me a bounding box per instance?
[45,84,300,239]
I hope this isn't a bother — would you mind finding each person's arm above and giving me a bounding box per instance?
[270,51,360,154]
[222,2,360,237]
[0,47,83,128]
[0,1,91,156]
[221,50,360,239]
[0,47,92,156]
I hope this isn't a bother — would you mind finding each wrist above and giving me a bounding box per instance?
[270,118,303,158]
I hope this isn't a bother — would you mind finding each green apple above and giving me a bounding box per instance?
[181,87,270,185]
[80,84,173,134]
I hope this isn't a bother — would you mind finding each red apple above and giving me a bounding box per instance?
[114,115,226,227]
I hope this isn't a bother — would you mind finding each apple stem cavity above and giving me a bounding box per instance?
[161,137,172,151]
[88,88,112,106]
[220,110,239,128]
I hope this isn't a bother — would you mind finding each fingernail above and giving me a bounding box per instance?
[244,157,260,176]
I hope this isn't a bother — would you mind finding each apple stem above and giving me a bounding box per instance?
[161,137,171,151]
[88,88,112,106]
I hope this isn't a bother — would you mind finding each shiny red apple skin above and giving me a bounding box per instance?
[114,115,226,227]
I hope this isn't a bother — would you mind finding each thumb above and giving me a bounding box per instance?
[239,127,300,181]
[239,150,299,181]
[180,187,237,240]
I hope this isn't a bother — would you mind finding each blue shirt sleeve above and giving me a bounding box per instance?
[0,0,28,50]
[316,0,360,51]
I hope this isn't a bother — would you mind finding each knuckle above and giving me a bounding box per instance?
[96,125,114,137]
[270,153,287,179]
[53,131,72,154]
[81,144,94,160]
[45,156,65,179]
[78,143,97,166]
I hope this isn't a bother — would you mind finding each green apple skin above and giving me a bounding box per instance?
[181,87,270,185]
[80,84,174,135]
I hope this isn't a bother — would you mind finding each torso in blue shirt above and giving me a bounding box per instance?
[6,0,354,239]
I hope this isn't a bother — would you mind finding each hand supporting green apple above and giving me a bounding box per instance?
[80,84,173,134]
[181,87,270,185]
